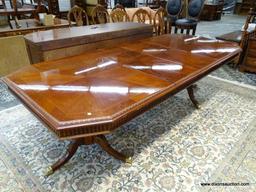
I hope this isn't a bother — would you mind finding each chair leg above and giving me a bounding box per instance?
[169,26,172,34]
[174,27,178,34]
[186,29,190,35]
[192,26,197,35]
[181,28,184,34]
[7,16,13,29]
[167,21,171,34]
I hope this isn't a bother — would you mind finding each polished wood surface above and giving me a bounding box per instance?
[216,30,242,43]
[25,22,152,49]
[0,18,71,37]
[3,34,241,140]
[25,22,153,63]
[8,18,68,30]
[0,8,35,15]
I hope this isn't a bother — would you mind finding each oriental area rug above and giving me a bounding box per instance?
[0,76,255,192]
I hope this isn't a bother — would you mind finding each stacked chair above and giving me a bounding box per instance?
[65,3,175,36]
[66,0,206,37]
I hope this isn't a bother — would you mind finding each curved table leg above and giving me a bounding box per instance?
[187,85,200,109]
[45,135,132,176]
[95,135,132,164]
[45,139,82,176]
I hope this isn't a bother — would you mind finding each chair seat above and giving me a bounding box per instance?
[175,18,197,26]
[165,15,178,26]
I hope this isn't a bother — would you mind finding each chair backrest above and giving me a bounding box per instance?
[188,0,204,19]
[239,9,256,65]
[216,0,224,14]
[0,36,30,77]
[91,4,110,24]
[154,7,166,36]
[67,5,89,26]
[0,0,6,8]
[166,0,182,17]
[146,0,161,9]
[112,3,126,11]
[110,8,130,22]
[33,4,48,20]
[132,8,152,24]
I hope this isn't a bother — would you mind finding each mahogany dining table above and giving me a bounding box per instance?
[2,34,241,175]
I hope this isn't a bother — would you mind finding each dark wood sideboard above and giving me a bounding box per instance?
[200,3,224,21]
[25,22,153,64]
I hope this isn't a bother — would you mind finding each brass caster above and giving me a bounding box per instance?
[125,157,133,165]
[45,166,53,177]
[196,105,201,110]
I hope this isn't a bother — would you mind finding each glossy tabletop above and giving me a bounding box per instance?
[0,8,35,15]
[216,30,242,43]
[3,34,241,139]
[1,18,70,31]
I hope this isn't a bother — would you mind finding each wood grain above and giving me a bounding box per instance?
[25,22,153,63]
[3,34,241,139]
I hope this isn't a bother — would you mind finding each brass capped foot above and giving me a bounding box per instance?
[125,157,133,165]
[45,166,53,176]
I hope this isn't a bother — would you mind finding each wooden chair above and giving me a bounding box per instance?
[67,5,89,26]
[110,8,130,22]
[153,7,166,35]
[237,9,256,68]
[32,4,48,20]
[175,0,205,35]
[132,8,152,24]
[216,0,224,20]
[146,0,161,9]
[91,4,110,24]
[112,3,125,11]
[166,0,183,33]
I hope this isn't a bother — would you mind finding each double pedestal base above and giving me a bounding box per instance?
[46,85,199,175]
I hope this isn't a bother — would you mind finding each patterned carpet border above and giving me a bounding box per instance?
[0,76,255,192]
